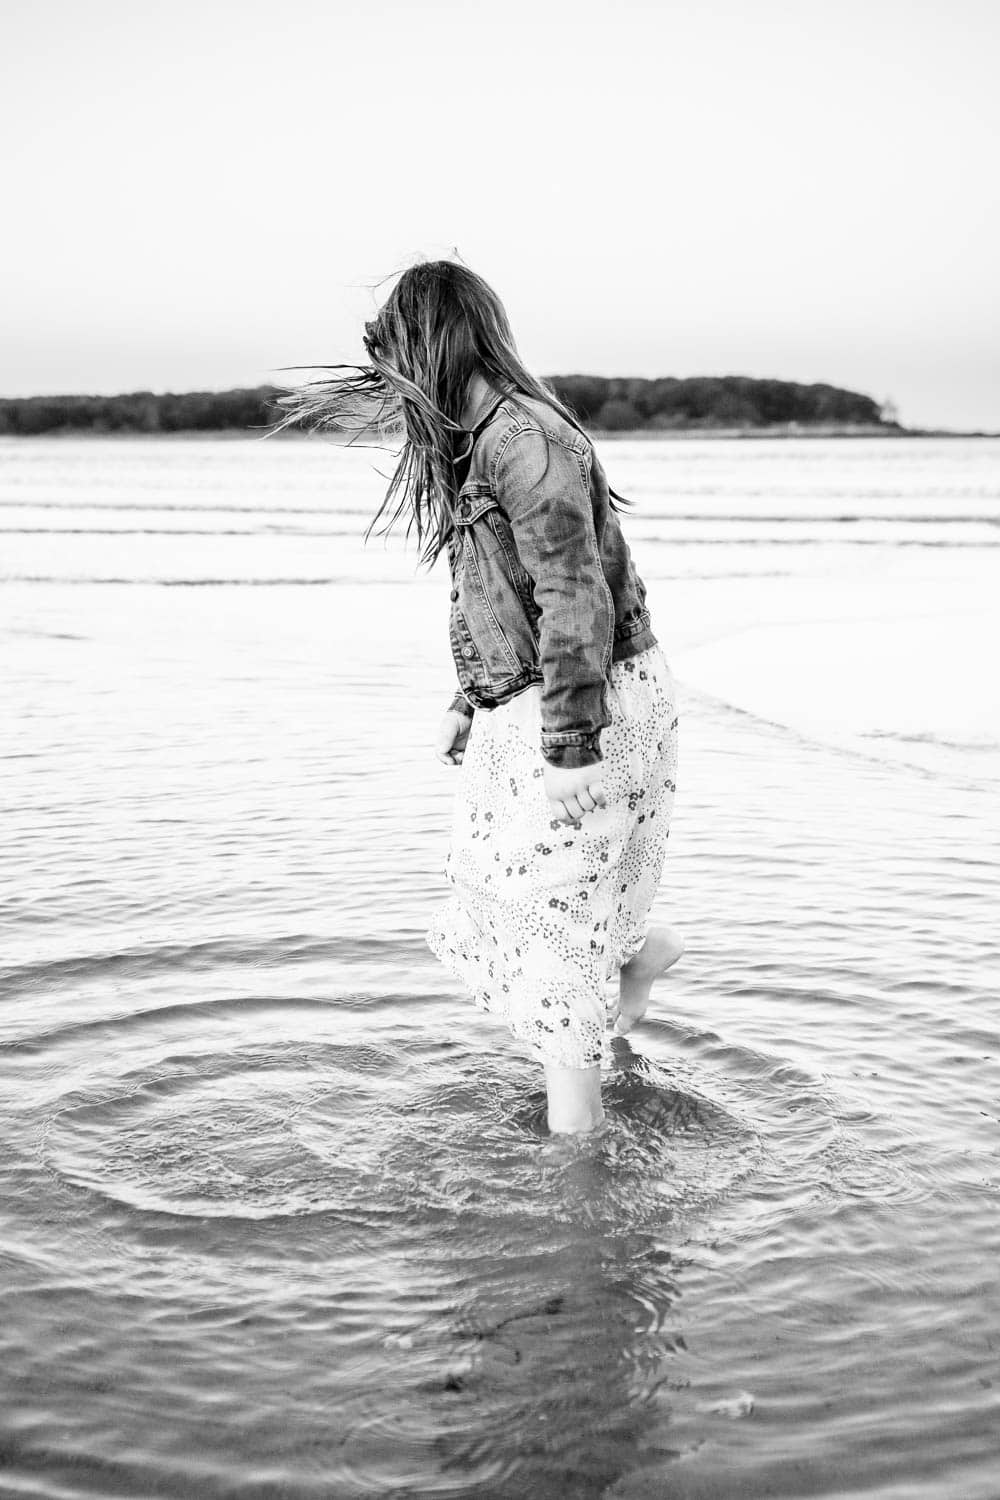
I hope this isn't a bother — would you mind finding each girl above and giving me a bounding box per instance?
[278,260,683,1135]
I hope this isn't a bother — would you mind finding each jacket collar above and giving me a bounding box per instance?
[454,388,509,463]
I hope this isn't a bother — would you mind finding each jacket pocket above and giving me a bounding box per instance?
[454,489,539,679]
[453,484,505,546]
[456,486,539,624]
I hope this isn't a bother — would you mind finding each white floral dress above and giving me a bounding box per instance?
[426,643,678,1069]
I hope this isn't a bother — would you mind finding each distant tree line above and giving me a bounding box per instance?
[0,387,277,436]
[0,376,894,436]
[551,375,890,431]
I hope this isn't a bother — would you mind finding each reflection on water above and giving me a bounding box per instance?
[1,436,999,1498]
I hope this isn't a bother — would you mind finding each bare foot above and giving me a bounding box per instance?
[609,925,685,1035]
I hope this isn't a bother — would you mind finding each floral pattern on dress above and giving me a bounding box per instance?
[426,644,678,1070]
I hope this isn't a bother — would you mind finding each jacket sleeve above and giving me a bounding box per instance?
[494,429,614,769]
[448,689,475,718]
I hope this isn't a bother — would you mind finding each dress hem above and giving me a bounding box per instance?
[425,915,616,1071]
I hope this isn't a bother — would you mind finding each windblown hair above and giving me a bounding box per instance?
[270,259,628,567]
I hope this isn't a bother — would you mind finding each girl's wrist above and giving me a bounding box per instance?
[447,691,475,719]
[542,743,603,770]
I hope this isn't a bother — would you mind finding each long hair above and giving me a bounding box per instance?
[270,259,628,568]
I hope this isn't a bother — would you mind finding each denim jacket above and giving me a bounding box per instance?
[445,391,658,769]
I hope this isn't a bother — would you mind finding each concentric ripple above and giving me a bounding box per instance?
[39,998,764,1231]
[45,1040,407,1220]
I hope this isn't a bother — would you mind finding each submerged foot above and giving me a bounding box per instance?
[610,924,685,1035]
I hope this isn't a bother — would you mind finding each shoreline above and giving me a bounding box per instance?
[1,424,997,442]
[590,423,1000,441]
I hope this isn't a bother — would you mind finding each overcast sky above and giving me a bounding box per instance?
[2,0,997,429]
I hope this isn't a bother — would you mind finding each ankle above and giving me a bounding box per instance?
[547,1098,605,1135]
[543,1062,604,1135]
[625,925,684,973]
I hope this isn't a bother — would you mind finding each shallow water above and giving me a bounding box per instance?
[2,435,999,1497]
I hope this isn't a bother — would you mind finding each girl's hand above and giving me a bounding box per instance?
[435,710,472,765]
[543,762,607,826]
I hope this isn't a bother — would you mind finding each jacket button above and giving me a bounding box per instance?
[461,645,475,659]
[450,588,459,601]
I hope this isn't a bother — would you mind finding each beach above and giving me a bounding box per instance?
[2,432,999,1498]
